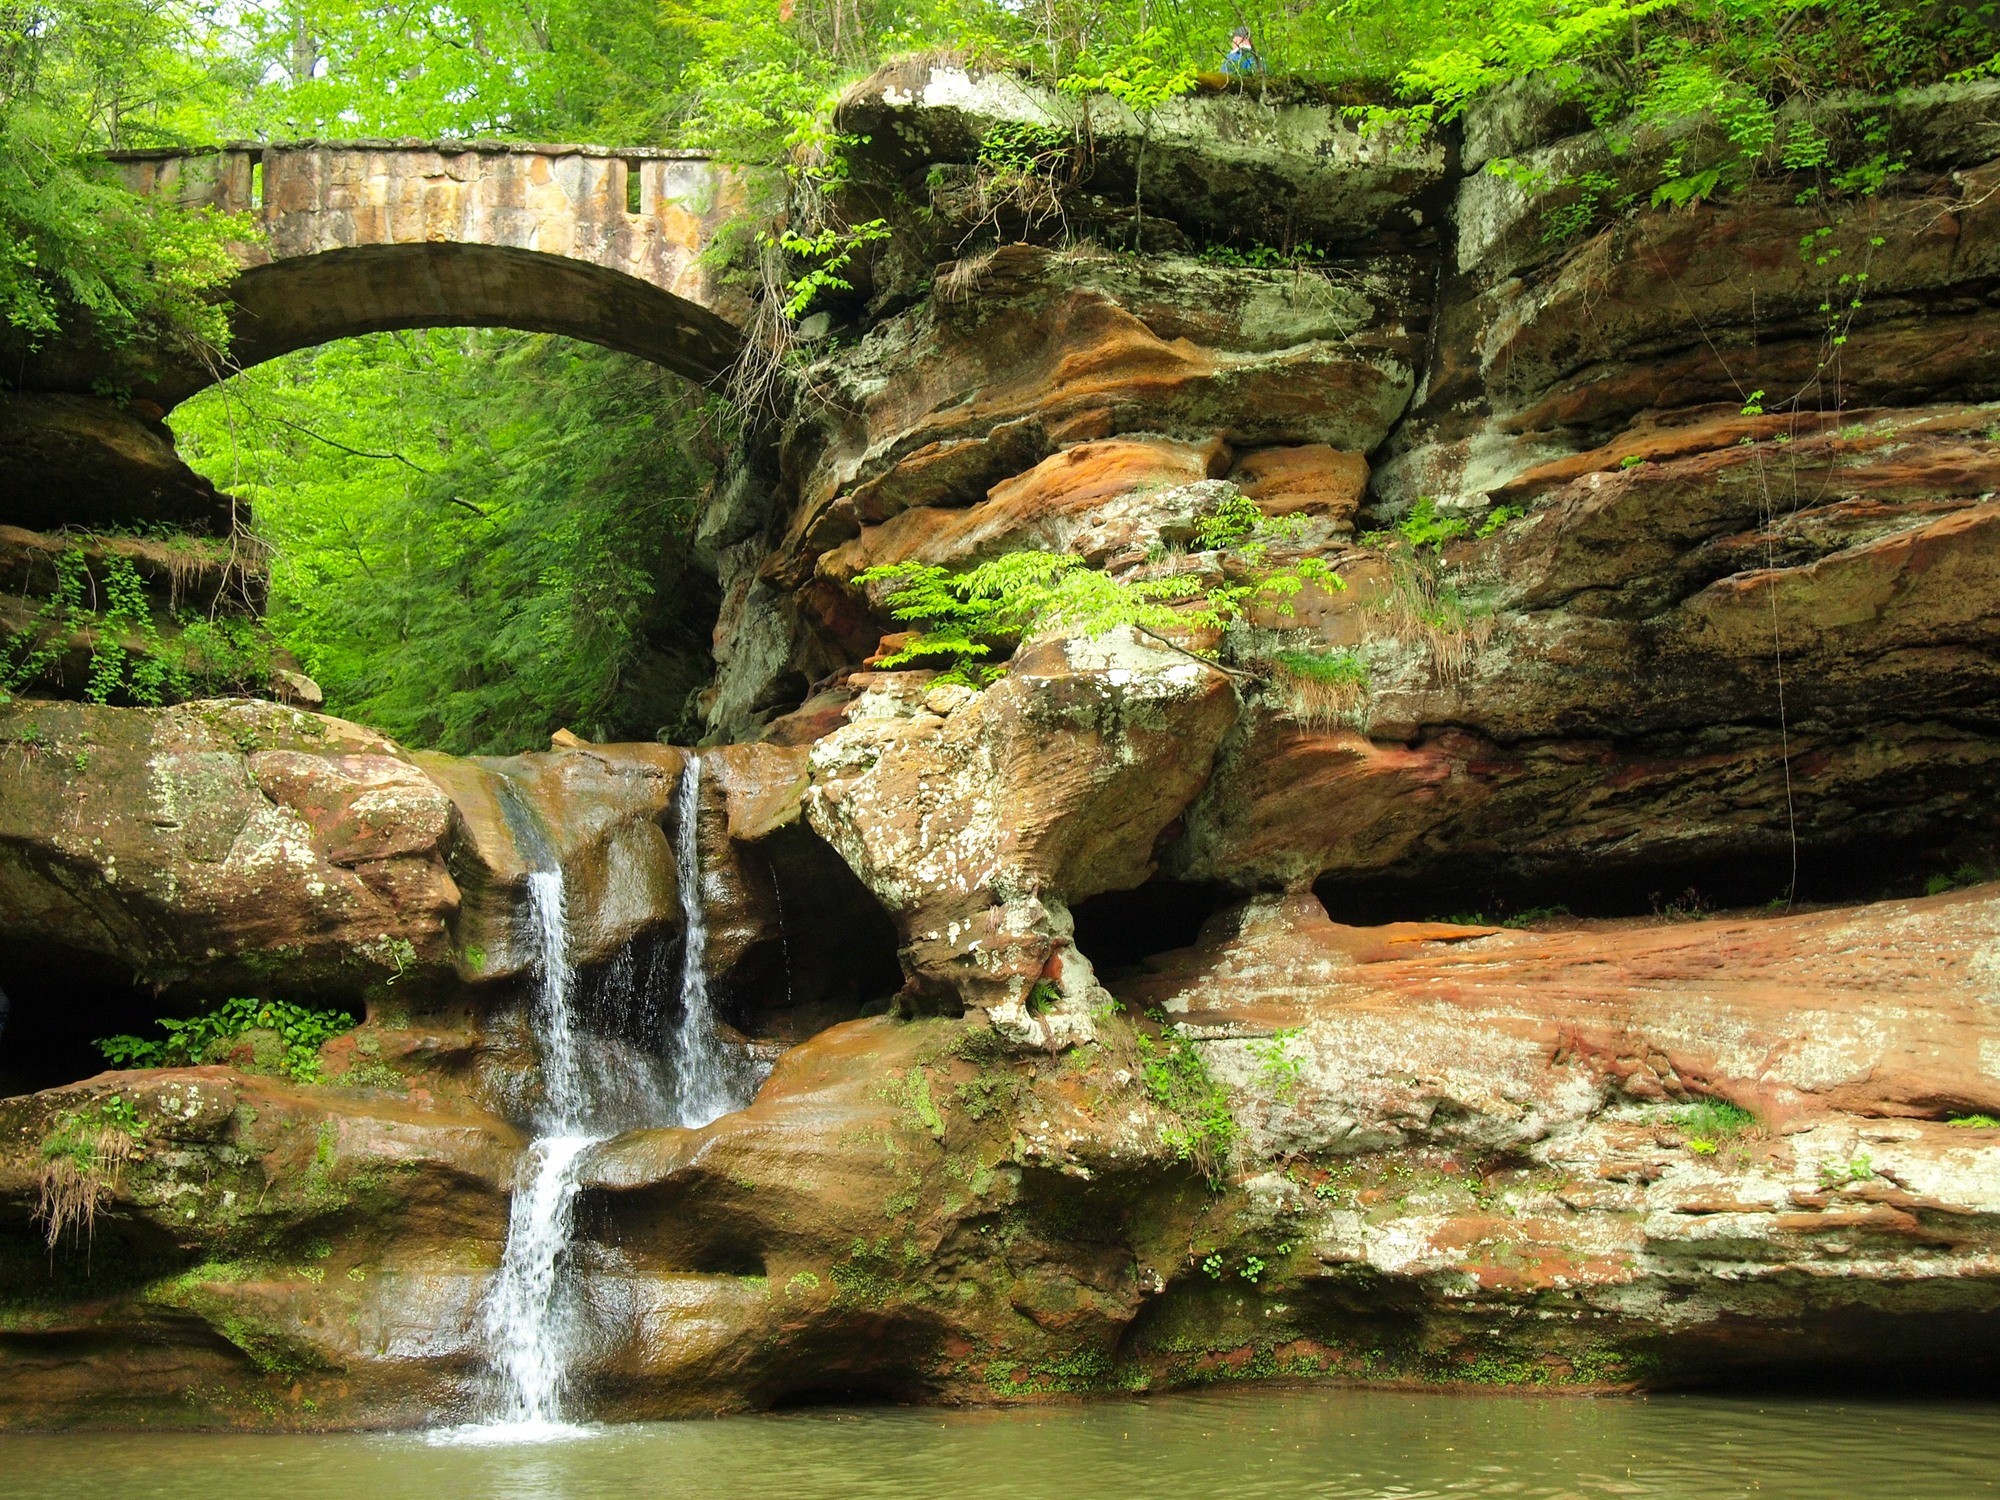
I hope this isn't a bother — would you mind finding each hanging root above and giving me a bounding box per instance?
[34,1125,136,1254]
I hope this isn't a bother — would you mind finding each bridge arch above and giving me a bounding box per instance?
[108,142,748,406]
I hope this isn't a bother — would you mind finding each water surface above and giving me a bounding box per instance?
[8,1386,1998,1499]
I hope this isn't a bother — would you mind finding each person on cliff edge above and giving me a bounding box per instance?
[1223,26,1265,77]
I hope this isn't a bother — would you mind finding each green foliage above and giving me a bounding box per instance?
[0,1,250,362]
[173,331,718,754]
[1948,1114,2000,1128]
[97,996,357,1083]
[765,218,892,319]
[1364,497,1471,552]
[1137,1018,1236,1185]
[1477,504,1524,538]
[0,545,268,708]
[1676,1098,1756,1154]
[1926,861,1997,895]
[1501,903,1570,928]
[1057,29,1199,114]
[861,530,1344,685]
[1247,1027,1305,1103]
[1197,240,1331,269]
[34,1093,143,1251]
[1818,1152,1876,1186]
[978,121,1072,176]
[1270,648,1370,729]
[857,551,1201,684]
[1191,491,1277,550]
[42,1096,142,1166]
[1355,508,1499,678]
[1273,648,1368,690]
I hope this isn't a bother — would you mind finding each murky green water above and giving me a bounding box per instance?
[6,1387,1997,1499]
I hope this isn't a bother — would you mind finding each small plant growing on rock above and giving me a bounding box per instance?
[1818,1153,1877,1187]
[35,1096,144,1253]
[1356,500,1497,680]
[1926,862,1997,896]
[1948,1114,2000,1129]
[858,548,1340,687]
[1137,1014,1237,1186]
[98,997,357,1084]
[1676,1099,1757,1155]
[1247,1027,1306,1104]
[1270,649,1370,731]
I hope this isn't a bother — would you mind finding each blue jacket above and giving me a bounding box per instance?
[1223,45,1264,75]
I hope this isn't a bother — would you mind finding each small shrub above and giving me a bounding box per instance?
[1355,500,1496,679]
[1818,1153,1876,1187]
[1502,904,1570,929]
[98,997,357,1084]
[1137,1017,1237,1186]
[1676,1099,1756,1155]
[1947,1114,2000,1129]
[1247,1027,1306,1103]
[1926,862,1996,896]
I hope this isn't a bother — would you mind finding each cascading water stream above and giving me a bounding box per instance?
[473,864,597,1437]
[465,753,758,1439]
[670,753,740,1129]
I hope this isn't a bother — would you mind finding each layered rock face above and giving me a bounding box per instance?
[7,65,2000,1427]
[700,62,2000,922]
[11,887,1998,1426]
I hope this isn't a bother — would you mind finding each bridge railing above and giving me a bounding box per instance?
[107,141,715,217]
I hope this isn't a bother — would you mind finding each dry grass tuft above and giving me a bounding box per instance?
[35,1125,137,1253]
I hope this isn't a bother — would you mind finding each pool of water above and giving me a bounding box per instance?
[7,1386,1997,1499]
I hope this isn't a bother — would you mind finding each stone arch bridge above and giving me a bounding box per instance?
[107,141,749,405]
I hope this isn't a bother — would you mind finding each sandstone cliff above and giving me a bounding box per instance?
[5,66,2000,1426]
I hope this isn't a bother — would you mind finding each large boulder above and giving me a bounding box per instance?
[0,699,464,999]
[804,629,1239,1037]
[0,1065,519,1429]
[1103,887,2000,1385]
[0,700,705,1002]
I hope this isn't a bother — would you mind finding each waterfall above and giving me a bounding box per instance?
[481,1133,594,1428]
[463,752,761,1438]
[469,859,598,1439]
[671,753,743,1129]
[523,871,585,1132]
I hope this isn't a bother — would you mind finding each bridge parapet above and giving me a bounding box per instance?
[100,141,749,399]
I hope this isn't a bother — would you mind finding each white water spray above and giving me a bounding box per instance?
[469,862,600,1439]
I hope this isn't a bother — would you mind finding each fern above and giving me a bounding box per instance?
[860,542,1346,686]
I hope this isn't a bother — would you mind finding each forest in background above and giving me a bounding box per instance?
[4,0,1998,751]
